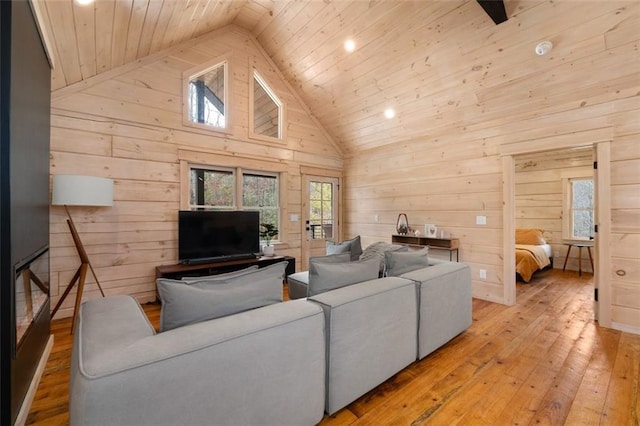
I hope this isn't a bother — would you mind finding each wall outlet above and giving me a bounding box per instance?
[476,215,487,225]
[479,269,487,280]
[554,251,559,258]
[374,214,379,222]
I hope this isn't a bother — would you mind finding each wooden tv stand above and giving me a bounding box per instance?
[155,255,296,280]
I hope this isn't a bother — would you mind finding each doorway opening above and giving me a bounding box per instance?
[301,173,341,270]
[502,142,611,326]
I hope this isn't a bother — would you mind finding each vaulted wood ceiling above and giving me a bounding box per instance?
[36,0,636,154]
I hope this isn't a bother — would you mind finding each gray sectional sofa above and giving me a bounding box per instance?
[69,295,326,426]
[70,245,472,425]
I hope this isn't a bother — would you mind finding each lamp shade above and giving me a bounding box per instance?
[52,175,113,207]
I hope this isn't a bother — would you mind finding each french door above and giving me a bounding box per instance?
[301,175,340,270]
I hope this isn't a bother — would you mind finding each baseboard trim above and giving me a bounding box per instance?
[14,334,54,426]
[611,322,640,336]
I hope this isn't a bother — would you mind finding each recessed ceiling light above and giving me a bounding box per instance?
[384,108,395,119]
[75,0,94,5]
[344,39,356,53]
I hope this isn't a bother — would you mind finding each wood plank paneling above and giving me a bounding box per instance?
[49,27,341,314]
[38,0,640,331]
[341,1,639,330]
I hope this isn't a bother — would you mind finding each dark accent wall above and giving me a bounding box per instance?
[0,1,51,424]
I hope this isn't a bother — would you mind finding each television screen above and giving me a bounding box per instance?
[178,210,260,263]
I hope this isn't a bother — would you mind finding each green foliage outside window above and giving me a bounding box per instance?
[243,173,279,231]
[190,167,280,243]
[309,181,333,239]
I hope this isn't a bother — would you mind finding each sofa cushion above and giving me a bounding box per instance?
[156,262,285,331]
[308,276,418,414]
[400,262,472,359]
[180,265,259,283]
[326,235,362,261]
[359,242,408,276]
[385,248,429,276]
[308,257,379,296]
[288,253,351,299]
[287,271,310,300]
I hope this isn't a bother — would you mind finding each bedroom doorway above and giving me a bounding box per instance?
[502,142,612,327]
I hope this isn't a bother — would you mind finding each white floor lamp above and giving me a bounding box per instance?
[51,175,113,333]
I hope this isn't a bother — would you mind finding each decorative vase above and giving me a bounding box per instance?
[396,213,409,235]
[263,245,275,257]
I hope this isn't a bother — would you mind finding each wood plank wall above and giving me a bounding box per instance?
[49,26,342,318]
[515,148,593,272]
[343,2,640,332]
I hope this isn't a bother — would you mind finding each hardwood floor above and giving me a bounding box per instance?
[26,269,639,425]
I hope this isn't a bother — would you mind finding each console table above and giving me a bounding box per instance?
[391,235,459,262]
[156,256,295,281]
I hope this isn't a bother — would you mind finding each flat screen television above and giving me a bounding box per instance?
[178,210,260,264]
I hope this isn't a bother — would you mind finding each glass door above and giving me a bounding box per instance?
[301,175,340,270]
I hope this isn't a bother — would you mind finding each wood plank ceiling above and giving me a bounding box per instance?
[35,0,632,154]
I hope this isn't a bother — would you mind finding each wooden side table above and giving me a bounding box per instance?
[391,235,459,262]
[562,242,594,276]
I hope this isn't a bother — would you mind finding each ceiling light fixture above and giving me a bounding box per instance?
[344,39,356,53]
[384,108,395,119]
[75,0,95,5]
[535,41,553,56]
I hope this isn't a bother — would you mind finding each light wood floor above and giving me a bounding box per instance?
[26,269,639,425]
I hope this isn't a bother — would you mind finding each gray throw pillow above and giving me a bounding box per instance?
[180,265,259,283]
[308,257,380,296]
[326,235,362,261]
[311,252,351,264]
[359,242,408,276]
[326,241,351,255]
[157,262,285,332]
[385,248,430,276]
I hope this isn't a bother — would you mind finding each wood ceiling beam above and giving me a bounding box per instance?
[476,0,508,25]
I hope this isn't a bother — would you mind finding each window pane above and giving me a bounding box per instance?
[309,180,335,240]
[322,201,332,219]
[309,182,321,201]
[572,180,593,209]
[253,75,280,138]
[188,63,226,128]
[569,178,594,239]
[253,82,278,137]
[322,182,332,201]
[243,174,278,207]
[573,210,593,239]
[190,168,234,207]
[243,173,279,236]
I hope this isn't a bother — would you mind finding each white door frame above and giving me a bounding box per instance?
[501,142,611,327]
[300,168,342,271]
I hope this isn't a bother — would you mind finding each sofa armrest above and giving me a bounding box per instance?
[400,262,472,358]
[71,296,326,425]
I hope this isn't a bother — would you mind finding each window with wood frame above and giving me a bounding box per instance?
[189,166,280,239]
